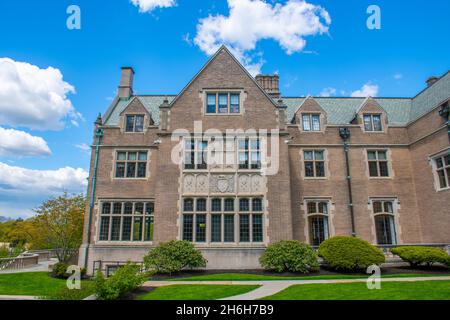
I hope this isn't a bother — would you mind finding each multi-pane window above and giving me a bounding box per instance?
[125,115,144,132]
[372,200,396,245]
[184,139,208,170]
[306,201,329,246]
[368,150,389,177]
[363,114,382,132]
[302,114,321,131]
[434,153,450,189]
[205,92,240,114]
[304,150,325,178]
[238,138,261,169]
[115,151,148,178]
[182,197,264,243]
[239,198,263,243]
[99,201,154,242]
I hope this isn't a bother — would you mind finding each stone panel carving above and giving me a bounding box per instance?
[239,174,264,193]
[238,174,251,193]
[183,174,195,193]
[196,174,209,193]
[210,175,235,193]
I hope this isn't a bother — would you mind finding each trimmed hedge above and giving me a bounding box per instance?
[259,240,319,273]
[94,263,147,300]
[143,240,207,274]
[391,246,450,267]
[51,262,86,279]
[318,236,385,271]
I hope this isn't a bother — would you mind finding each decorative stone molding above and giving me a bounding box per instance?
[210,174,235,193]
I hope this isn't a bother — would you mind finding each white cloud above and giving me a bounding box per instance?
[131,0,176,12]
[0,58,80,131]
[0,127,51,157]
[0,162,88,196]
[75,143,91,154]
[319,87,336,97]
[351,83,379,97]
[394,73,403,80]
[194,0,331,75]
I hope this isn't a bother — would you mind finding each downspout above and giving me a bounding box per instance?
[439,102,450,142]
[339,127,356,237]
[84,114,104,269]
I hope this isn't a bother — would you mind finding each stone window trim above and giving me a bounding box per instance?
[180,196,267,246]
[300,148,330,180]
[182,136,263,172]
[430,149,450,192]
[96,199,154,245]
[301,198,334,247]
[368,198,400,245]
[121,113,148,134]
[360,112,387,134]
[112,149,151,181]
[200,89,247,116]
[364,148,394,180]
[297,112,326,133]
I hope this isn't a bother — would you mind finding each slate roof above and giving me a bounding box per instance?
[103,71,449,127]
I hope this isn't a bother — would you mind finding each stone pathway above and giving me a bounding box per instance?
[0,295,40,300]
[143,276,450,300]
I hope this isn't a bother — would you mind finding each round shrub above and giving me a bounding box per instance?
[259,240,319,273]
[318,236,385,271]
[391,246,450,267]
[143,240,207,274]
[51,262,86,279]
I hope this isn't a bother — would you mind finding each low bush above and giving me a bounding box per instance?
[46,281,95,300]
[259,240,319,273]
[51,262,86,279]
[318,236,385,271]
[391,246,450,267]
[94,263,148,300]
[143,240,207,274]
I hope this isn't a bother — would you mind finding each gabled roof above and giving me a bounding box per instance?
[104,96,176,126]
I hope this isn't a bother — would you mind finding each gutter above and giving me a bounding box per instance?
[84,116,104,269]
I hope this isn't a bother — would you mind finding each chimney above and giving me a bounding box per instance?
[118,67,134,98]
[426,76,439,87]
[255,74,280,99]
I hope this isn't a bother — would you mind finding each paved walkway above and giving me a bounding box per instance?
[0,295,40,300]
[0,258,57,274]
[143,276,450,300]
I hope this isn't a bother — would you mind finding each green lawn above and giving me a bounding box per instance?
[261,280,450,300]
[171,272,450,282]
[138,284,260,300]
[0,272,93,299]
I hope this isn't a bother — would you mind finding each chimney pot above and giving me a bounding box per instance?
[118,67,135,98]
[426,76,439,87]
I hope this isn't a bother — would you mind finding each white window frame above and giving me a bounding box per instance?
[431,149,450,191]
[204,92,242,115]
[370,198,398,245]
[114,150,149,179]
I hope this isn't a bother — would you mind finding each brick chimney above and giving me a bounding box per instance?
[426,76,439,87]
[118,67,134,98]
[255,74,280,99]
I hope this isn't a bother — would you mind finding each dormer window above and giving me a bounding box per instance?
[363,114,382,132]
[302,114,321,131]
[206,92,240,114]
[125,115,144,132]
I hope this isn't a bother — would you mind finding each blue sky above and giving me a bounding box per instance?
[0,0,449,218]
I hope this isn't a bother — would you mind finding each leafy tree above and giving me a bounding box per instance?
[32,193,86,262]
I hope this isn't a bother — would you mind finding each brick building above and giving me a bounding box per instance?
[79,46,450,274]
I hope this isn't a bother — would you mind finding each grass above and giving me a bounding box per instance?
[261,280,450,300]
[170,272,450,281]
[0,272,93,299]
[138,284,260,300]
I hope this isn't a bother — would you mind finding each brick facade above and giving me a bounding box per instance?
[79,46,450,274]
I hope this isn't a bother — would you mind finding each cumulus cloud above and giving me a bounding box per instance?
[0,127,51,157]
[131,0,176,12]
[351,83,379,97]
[194,0,331,75]
[319,87,336,97]
[0,58,80,131]
[0,162,88,196]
